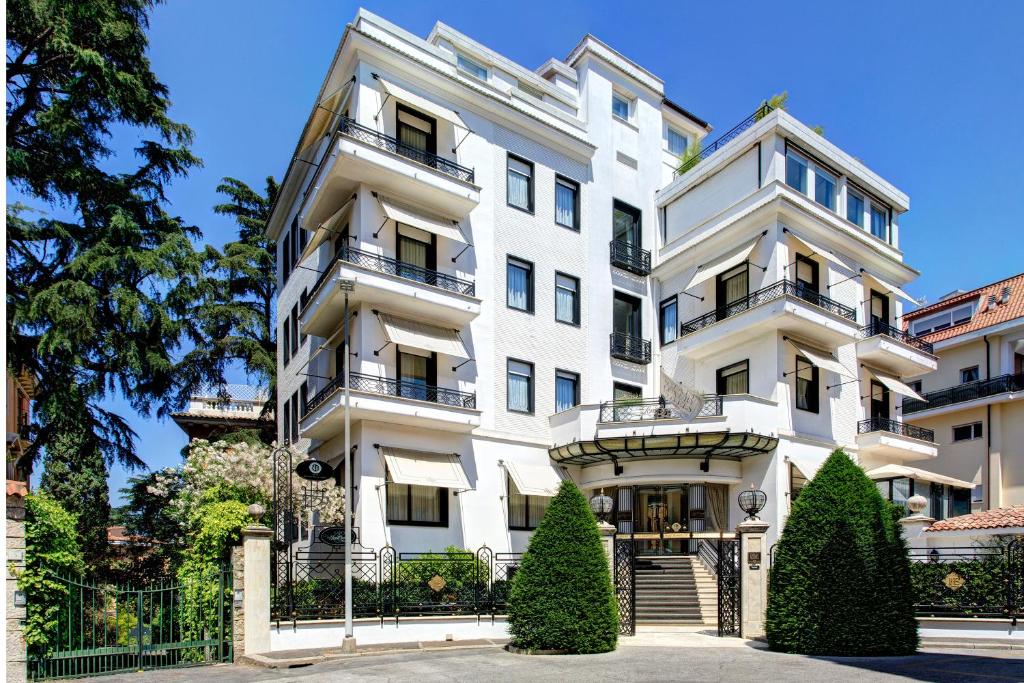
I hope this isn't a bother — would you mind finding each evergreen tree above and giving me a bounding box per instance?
[766,449,918,655]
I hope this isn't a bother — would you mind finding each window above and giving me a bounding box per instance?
[457,53,488,80]
[290,303,299,358]
[870,204,889,241]
[952,422,983,442]
[911,304,975,335]
[612,93,630,119]
[300,288,309,344]
[716,263,748,311]
[397,104,435,155]
[790,462,808,505]
[794,254,819,299]
[907,380,923,394]
[960,366,980,383]
[398,227,434,282]
[869,290,890,328]
[870,380,890,420]
[667,127,688,155]
[612,200,641,246]
[507,359,534,414]
[972,484,984,505]
[795,355,819,413]
[716,360,749,395]
[785,151,808,194]
[659,296,678,345]
[506,256,534,312]
[555,273,580,325]
[554,176,580,230]
[555,370,580,413]
[386,469,448,526]
[951,487,971,517]
[814,168,836,211]
[506,155,534,212]
[611,382,642,420]
[612,291,641,337]
[398,349,435,402]
[281,398,289,444]
[508,476,549,530]
[847,190,865,227]
[299,381,308,418]
[281,317,290,365]
[282,230,292,283]
[290,390,299,444]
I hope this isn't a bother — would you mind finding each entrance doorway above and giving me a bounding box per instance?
[636,485,687,553]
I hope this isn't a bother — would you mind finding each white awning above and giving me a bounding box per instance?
[299,79,353,155]
[379,197,467,244]
[867,368,926,401]
[377,76,468,129]
[787,339,858,379]
[788,454,823,482]
[685,234,762,290]
[866,464,976,490]
[865,271,918,307]
[299,195,354,262]
[785,228,849,269]
[379,313,469,359]
[382,447,470,490]
[505,461,563,497]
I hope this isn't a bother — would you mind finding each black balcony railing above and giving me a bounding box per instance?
[675,104,774,176]
[304,371,476,416]
[902,372,1024,415]
[599,395,723,423]
[859,320,934,354]
[338,117,475,184]
[609,239,651,276]
[609,332,652,365]
[679,279,856,336]
[858,417,935,442]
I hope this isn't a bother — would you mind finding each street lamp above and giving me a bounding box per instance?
[339,277,356,652]
[738,486,767,521]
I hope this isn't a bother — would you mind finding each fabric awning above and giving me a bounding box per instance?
[300,196,354,262]
[788,454,823,482]
[784,228,849,268]
[787,339,857,379]
[505,461,562,497]
[378,197,466,244]
[382,447,470,490]
[866,464,976,490]
[685,233,763,290]
[299,78,353,155]
[379,313,469,359]
[377,76,468,129]
[865,271,918,307]
[866,368,926,401]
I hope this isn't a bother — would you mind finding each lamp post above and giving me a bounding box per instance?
[339,278,356,651]
[589,489,614,525]
[738,486,767,521]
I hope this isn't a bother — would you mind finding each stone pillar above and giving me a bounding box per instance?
[7,495,28,683]
[241,524,272,655]
[230,545,245,658]
[898,495,934,551]
[597,521,616,578]
[736,518,770,640]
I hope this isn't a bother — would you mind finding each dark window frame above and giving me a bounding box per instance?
[659,295,678,346]
[960,366,980,384]
[281,317,291,366]
[794,355,820,413]
[613,290,642,337]
[507,475,549,531]
[290,389,299,443]
[281,397,290,444]
[395,102,437,155]
[952,422,983,442]
[290,303,299,358]
[554,174,580,230]
[794,253,819,293]
[506,256,535,313]
[385,467,450,528]
[716,360,750,395]
[612,199,642,245]
[506,153,535,213]
[506,358,535,415]
[554,368,581,413]
[554,271,581,326]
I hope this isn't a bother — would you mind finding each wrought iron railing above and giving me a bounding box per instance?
[340,247,475,296]
[304,371,476,416]
[609,239,651,276]
[598,395,723,423]
[902,372,1024,415]
[679,279,856,336]
[859,320,934,354]
[909,542,1022,619]
[338,117,475,183]
[857,417,935,442]
[675,104,774,176]
[609,331,652,365]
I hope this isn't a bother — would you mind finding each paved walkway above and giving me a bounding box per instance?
[92,644,1024,682]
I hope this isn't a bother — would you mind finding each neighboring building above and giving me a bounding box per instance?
[902,273,1024,511]
[170,384,274,442]
[267,8,937,556]
[6,369,35,485]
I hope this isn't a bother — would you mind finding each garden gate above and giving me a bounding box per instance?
[910,539,1023,619]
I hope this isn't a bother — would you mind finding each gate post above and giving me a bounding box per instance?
[736,519,769,640]
[241,508,273,655]
[6,491,28,683]
[597,520,616,577]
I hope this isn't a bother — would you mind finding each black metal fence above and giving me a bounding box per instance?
[675,104,774,176]
[859,320,934,354]
[910,541,1023,619]
[337,116,475,183]
[857,417,935,442]
[609,239,651,276]
[609,331,652,365]
[303,371,477,416]
[599,395,723,423]
[338,247,475,296]
[903,372,1024,415]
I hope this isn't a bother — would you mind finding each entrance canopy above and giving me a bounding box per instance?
[548,430,778,467]
[505,461,562,497]
[381,447,470,490]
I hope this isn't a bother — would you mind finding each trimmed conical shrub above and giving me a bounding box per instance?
[507,480,618,653]
[767,449,917,655]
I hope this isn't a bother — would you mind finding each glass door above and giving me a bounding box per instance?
[634,485,689,554]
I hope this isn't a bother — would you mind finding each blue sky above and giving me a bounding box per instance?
[21,0,1023,502]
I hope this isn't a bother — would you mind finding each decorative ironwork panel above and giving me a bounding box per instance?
[614,538,635,636]
[270,445,295,622]
[910,545,1018,618]
[599,395,723,423]
[489,552,522,615]
[304,371,477,416]
[859,320,934,354]
[717,538,741,637]
[287,548,380,620]
[609,332,652,365]
[609,239,651,276]
[857,417,935,442]
[385,550,488,619]
[903,372,1024,415]
[338,117,475,183]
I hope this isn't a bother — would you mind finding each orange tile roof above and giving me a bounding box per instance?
[903,272,1024,344]
[925,505,1024,532]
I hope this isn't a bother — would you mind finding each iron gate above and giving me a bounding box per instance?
[716,538,741,637]
[910,539,1024,619]
[614,538,635,636]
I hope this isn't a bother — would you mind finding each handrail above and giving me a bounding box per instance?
[598,395,723,423]
[679,279,856,336]
[902,372,1024,415]
[609,331,652,365]
[609,239,651,276]
[338,117,475,183]
[675,103,774,176]
[859,320,934,354]
[858,417,935,442]
[304,371,476,416]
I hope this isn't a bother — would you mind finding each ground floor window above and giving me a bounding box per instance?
[507,477,549,530]
[386,470,448,526]
[789,462,808,507]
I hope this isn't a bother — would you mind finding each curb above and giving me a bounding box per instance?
[241,639,509,668]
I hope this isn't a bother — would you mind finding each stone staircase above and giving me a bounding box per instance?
[634,555,717,625]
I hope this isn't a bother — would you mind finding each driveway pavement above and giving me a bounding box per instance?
[93,645,1024,682]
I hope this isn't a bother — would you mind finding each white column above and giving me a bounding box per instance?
[242,524,273,655]
[899,495,934,551]
[736,518,770,640]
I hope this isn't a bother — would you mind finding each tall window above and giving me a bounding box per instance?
[398,227,433,282]
[507,359,534,414]
[870,380,889,420]
[612,93,630,119]
[612,291,641,337]
[507,155,534,212]
[507,256,534,312]
[795,355,819,413]
[387,470,448,526]
[299,381,308,418]
[847,190,865,227]
[282,230,292,283]
[659,296,678,345]
[716,360,749,395]
[508,477,549,530]
[667,127,688,155]
[281,317,290,365]
[794,254,819,304]
[870,204,889,241]
[555,369,580,413]
[786,151,808,194]
[554,176,579,230]
[814,168,836,210]
[457,53,488,80]
[290,303,299,357]
[716,263,748,312]
[612,200,641,246]
[396,104,435,155]
[398,350,433,402]
[290,389,299,443]
[555,273,580,325]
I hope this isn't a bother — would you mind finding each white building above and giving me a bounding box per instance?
[267,8,939,558]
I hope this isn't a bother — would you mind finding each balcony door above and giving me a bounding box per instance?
[870,380,890,421]
[613,200,641,247]
[396,103,436,157]
[716,263,748,319]
[794,254,819,304]
[613,291,642,338]
[397,348,436,402]
[397,225,436,284]
[869,290,890,333]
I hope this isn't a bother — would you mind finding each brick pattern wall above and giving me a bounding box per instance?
[7,509,27,682]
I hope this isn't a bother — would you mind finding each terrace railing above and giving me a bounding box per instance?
[902,372,1024,415]
[857,417,935,442]
[860,320,934,354]
[599,395,723,423]
[609,332,652,365]
[338,117,475,184]
[304,371,476,416]
[609,239,651,276]
[675,104,774,176]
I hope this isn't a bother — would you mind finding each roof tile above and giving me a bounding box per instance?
[904,272,1024,344]
[925,505,1024,532]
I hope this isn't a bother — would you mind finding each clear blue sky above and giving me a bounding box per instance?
[34,0,1023,502]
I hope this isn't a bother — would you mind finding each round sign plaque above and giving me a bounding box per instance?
[295,459,334,481]
[318,526,348,547]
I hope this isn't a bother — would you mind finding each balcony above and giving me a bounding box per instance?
[856,417,937,462]
[675,104,773,177]
[609,240,651,276]
[300,371,479,439]
[598,395,723,423]
[610,332,652,365]
[902,372,1024,416]
[301,247,480,338]
[674,279,859,358]
[856,320,938,376]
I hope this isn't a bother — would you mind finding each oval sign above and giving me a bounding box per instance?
[295,459,334,481]
[319,526,347,547]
